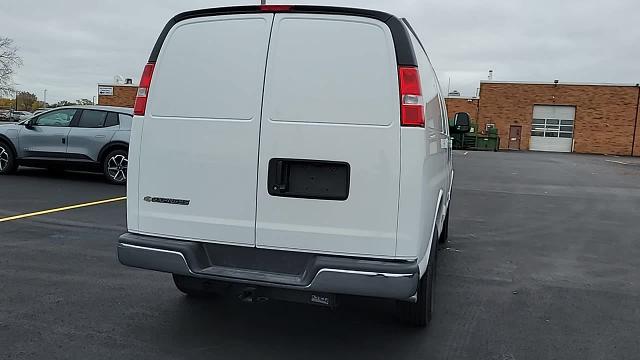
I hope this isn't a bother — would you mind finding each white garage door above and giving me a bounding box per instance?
[530,105,575,152]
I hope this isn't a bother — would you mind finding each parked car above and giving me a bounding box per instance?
[0,105,132,184]
[117,5,453,326]
[0,110,10,121]
[19,111,33,120]
[8,111,32,122]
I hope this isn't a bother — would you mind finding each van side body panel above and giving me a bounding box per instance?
[396,25,450,270]
[126,117,143,230]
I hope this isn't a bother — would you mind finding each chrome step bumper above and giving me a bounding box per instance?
[117,232,419,300]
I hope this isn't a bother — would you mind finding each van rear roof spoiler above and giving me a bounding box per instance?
[147,5,417,67]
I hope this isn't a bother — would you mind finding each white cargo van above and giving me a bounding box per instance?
[118,5,453,326]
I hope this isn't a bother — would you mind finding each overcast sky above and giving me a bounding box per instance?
[1,0,639,103]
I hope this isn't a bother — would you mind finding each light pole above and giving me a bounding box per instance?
[43,89,47,107]
[12,83,21,111]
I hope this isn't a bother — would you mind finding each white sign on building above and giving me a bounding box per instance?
[98,86,114,96]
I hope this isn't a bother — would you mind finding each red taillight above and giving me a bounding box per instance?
[398,66,424,127]
[260,5,292,11]
[134,62,155,116]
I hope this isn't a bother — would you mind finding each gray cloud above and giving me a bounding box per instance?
[1,0,638,102]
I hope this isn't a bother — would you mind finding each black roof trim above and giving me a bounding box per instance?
[148,5,417,67]
[402,18,427,55]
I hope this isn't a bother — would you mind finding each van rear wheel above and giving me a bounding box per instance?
[172,274,218,298]
[438,207,449,244]
[398,232,437,327]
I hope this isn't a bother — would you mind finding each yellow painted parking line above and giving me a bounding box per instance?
[0,196,126,223]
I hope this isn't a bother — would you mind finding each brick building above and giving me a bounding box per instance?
[446,81,640,156]
[445,97,479,124]
[97,84,138,108]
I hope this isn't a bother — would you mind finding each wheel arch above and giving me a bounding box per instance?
[98,141,129,164]
[0,134,18,156]
[418,189,444,277]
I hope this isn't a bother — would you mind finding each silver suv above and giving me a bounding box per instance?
[0,105,132,184]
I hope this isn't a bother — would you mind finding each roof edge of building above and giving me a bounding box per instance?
[97,83,139,87]
[445,96,479,100]
[481,80,640,87]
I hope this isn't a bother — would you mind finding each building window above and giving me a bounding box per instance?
[531,118,574,138]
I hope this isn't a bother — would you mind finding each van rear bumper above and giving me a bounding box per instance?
[118,232,419,300]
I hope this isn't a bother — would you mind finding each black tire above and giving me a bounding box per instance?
[398,231,437,327]
[0,141,17,175]
[172,274,219,298]
[438,207,450,244]
[103,149,128,185]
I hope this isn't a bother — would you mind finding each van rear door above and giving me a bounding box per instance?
[255,13,401,257]
[136,14,273,246]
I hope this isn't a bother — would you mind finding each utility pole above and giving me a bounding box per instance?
[43,89,47,107]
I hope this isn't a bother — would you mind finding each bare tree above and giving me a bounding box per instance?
[0,37,22,97]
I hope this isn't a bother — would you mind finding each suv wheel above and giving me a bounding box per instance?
[0,142,17,175]
[398,230,437,327]
[104,149,128,185]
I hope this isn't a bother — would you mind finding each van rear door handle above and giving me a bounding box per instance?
[273,160,289,192]
[95,135,106,139]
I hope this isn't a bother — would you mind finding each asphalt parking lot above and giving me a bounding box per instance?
[1,151,639,360]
